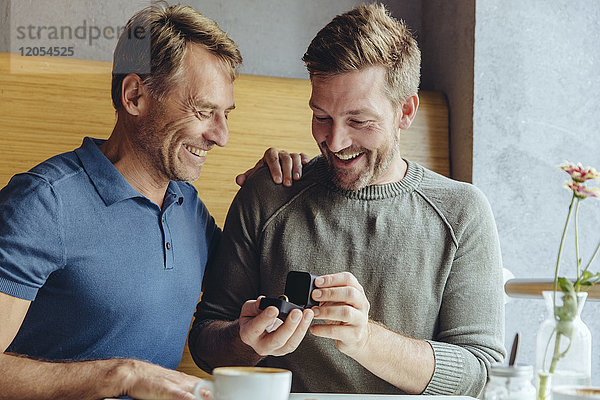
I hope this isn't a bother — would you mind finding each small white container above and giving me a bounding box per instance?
[484,364,536,400]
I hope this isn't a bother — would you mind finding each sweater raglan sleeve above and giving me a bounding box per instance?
[423,184,506,397]
[190,168,269,341]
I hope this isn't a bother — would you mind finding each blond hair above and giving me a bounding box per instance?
[302,3,420,107]
[111,4,242,109]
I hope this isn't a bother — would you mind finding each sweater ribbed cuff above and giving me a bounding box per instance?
[423,340,465,395]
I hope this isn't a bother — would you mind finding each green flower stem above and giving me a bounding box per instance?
[574,198,581,282]
[538,374,549,400]
[537,332,565,400]
[540,164,598,400]
[554,194,576,299]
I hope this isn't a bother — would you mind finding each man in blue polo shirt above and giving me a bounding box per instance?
[0,5,302,400]
[2,136,213,368]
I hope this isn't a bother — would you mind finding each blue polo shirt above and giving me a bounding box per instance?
[0,137,219,369]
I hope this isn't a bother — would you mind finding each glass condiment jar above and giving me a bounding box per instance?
[484,365,536,400]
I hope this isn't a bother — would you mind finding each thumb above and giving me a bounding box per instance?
[235,173,247,186]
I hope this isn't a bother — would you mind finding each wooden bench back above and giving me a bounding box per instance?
[0,52,449,376]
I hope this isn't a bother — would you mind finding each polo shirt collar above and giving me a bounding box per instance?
[164,180,185,208]
[74,137,150,207]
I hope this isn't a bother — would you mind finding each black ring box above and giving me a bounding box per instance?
[258,271,319,321]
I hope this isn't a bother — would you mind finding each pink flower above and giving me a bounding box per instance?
[564,181,600,199]
[559,161,600,183]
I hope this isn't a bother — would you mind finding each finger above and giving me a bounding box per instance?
[141,386,196,400]
[240,306,279,342]
[178,374,202,392]
[263,148,283,184]
[277,308,314,353]
[235,173,247,186]
[174,389,197,400]
[235,158,265,187]
[300,153,311,164]
[278,151,293,187]
[309,323,338,340]
[315,271,362,291]
[261,308,304,350]
[198,387,213,400]
[201,392,213,400]
[290,153,303,180]
[312,286,365,308]
[309,323,353,341]
[312,304,357,324]
[240,297,262,317]
[127,368,199,400]
[144,389,195,400]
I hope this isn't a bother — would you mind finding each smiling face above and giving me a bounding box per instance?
[309,66,408,191]
[135,44,235,183]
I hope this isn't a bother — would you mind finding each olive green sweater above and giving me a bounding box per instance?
[192,157,505,397]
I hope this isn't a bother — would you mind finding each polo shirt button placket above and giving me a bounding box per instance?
[161,213,174,270]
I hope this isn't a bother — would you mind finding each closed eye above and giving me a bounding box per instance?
[196,110,211,120]
[313,115,331,122]
[349,119,371,128]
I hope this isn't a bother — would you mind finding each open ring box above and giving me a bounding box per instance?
[259,271,319,321]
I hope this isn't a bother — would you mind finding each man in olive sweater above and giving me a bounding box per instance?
[189,4,505,398]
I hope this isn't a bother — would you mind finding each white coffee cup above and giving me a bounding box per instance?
[552,386,600,399]
[194,366,292,400]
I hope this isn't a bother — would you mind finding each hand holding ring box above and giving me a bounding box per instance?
[194,367,292,400]
[259,271,319,321]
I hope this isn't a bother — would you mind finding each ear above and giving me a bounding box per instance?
[397,93,419,130]
[120,74,151,116]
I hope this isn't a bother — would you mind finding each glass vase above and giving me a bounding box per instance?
[535,290,591,400]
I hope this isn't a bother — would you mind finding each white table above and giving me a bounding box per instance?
[290,394,476,399]
[110,393,476,400]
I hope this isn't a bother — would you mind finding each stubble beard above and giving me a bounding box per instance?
[324,132,401,191]
[327,148,372,191]
[135,102,199,183]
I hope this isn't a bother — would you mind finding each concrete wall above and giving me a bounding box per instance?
[474,0,600,382]
[1,0,420,79]
[197,0,421,79]
[0,1,8,53]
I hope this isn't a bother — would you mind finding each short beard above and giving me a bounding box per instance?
[328,159,370,191]
[133,101,174,181]
[322,131,401,191]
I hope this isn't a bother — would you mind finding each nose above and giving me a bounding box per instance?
[206,113,229,147]
[326,121,352,153]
